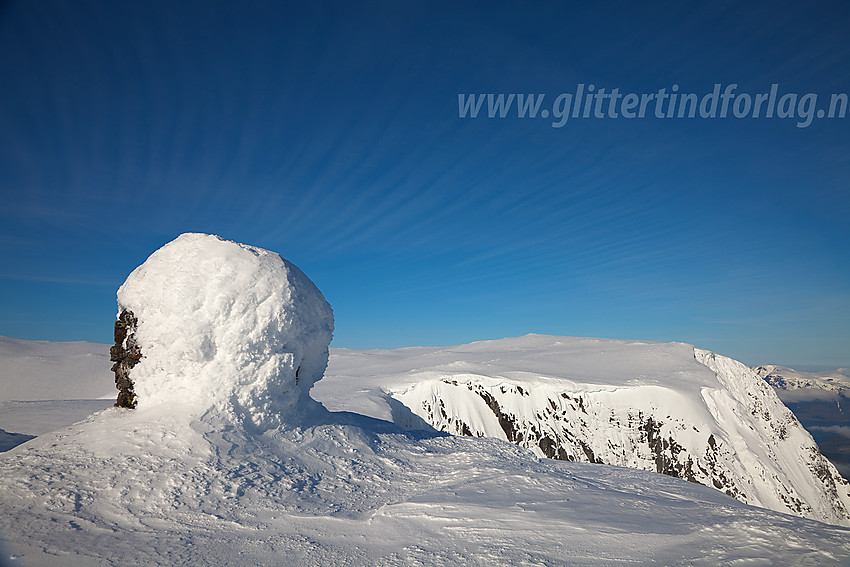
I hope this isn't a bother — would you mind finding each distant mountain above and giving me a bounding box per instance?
[753,364,850,401]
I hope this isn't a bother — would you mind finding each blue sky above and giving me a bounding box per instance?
[1,1,849,368]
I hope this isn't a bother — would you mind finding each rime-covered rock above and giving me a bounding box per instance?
[115,233,334,428]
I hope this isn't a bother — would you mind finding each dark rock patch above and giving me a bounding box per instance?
[110,309,141,409]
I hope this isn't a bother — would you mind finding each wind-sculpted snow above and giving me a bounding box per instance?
[318,335,850,526]
[2,401,850,565]
[116,233,334,428]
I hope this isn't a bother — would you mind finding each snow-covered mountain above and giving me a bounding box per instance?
[754,364,850,401]
[316,335,850,527]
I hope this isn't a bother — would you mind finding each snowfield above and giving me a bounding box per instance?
[1,234,849,565]
[0,336,113,401]
[4,402,850,566]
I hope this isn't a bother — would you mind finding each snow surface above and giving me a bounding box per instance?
[0,399,113,438]
[1,234,849,565]
[3,405,850,566]
[0,336,113,401]
[0,336,114,452]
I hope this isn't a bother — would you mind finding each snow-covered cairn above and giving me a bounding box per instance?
[113,233,334,428]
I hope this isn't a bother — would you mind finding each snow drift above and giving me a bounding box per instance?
[115,233,333,428]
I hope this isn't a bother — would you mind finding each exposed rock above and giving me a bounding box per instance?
[110,309,141,409]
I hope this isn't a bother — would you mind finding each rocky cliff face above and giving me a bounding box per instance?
[381,337,850,526]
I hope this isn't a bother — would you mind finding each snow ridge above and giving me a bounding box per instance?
[6,402,850,566]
